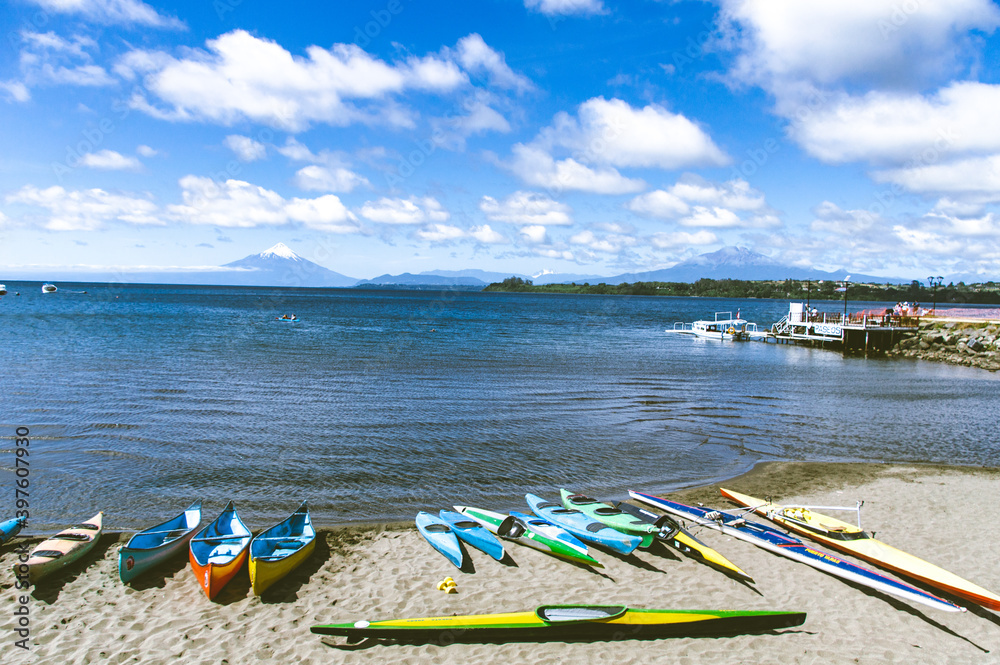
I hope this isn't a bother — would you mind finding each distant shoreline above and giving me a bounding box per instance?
[483,276,1000,305]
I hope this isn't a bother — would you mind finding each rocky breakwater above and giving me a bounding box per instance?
[889,320,1000,371]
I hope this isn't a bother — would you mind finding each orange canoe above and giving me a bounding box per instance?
[188,501,251,600]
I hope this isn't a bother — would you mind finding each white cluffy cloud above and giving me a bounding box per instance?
[524,0,606,17]
[24,0,186,29]
[223,135,267,162]
[16,31,115,90]
[167,176,359,233]
[627,175,777,229]
[503,97,727,194]
[6,184,159,230]
[117,31,528,133]
[716,0,1000,205]
[276,138,371,193]
[480,191,573,226]
[79,149,142,171]
[788,82,1000,165]
[719,0,1000,90]
[358,197,449,225]
[451,34,533,92]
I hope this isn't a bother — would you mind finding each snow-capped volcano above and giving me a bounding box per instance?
[257,242,303,261]
[223,243,357,286]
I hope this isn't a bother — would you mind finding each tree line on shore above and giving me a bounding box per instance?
[483,277,1000,304]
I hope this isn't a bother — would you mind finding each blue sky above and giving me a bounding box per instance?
[2,0,1000,281]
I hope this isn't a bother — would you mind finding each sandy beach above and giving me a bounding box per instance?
[3,462,999,664]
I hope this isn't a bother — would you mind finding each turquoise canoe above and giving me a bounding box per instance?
[119,502,201,583]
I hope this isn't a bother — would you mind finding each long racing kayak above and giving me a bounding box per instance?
[614,501,754,583]
[311,604,807,641]
[454,506,602,568]
[720,487,1000,612]
[628,491,964,613]
[561,489,751,581]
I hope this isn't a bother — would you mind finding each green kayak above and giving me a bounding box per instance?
[311,604,807,642]
[560,490,657,548]
[454,505,602,567]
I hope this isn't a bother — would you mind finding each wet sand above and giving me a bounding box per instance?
[2,462,999,664]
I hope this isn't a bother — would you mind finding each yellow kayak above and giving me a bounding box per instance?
[616,502,753,583]
[721,488,1000,611]
[311,604,806,641]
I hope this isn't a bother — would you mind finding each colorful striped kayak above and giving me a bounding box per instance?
[249,501,316,595]
[415,511,464,569]
[526,493,643,555]
[189,501,251,600]
[1,517,27,547]
[614,501,754,583]
[508,510,592,554]
[720,488,1000,612]
[560,490,658,548]
[629,491,964,613]
[438,510,505,561]
[17,512,103,584]
[454,505,602,568]
[311,604,807,641]
[119,502,201,583]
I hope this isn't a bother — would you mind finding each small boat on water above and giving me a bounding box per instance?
[669,311,765,341]
[189,501,251,600]
[119,502,201,583]
[310,604,807,641]
[0,284,7,296]
[16,512,103,584]
[1,516,27,546]
[249,501,316,595]
[42,283,57,293]
[720,488,1000,612]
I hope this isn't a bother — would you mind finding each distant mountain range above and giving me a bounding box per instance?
[603,246,909,285]
[5,243,929,288]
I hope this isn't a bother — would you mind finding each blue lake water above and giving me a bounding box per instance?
[2,281,998,531]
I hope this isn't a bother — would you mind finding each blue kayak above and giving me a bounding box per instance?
[415,512,464,569]
[1,517,26,547]
[525,494,642,555]
[629,491,963,613]
[438,510,505,561]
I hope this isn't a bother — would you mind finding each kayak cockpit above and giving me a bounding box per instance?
[535,605,627,623]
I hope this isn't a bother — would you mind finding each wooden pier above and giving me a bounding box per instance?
[765,303,918,356]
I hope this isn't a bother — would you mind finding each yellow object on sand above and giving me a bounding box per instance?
[437,576,458,592]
